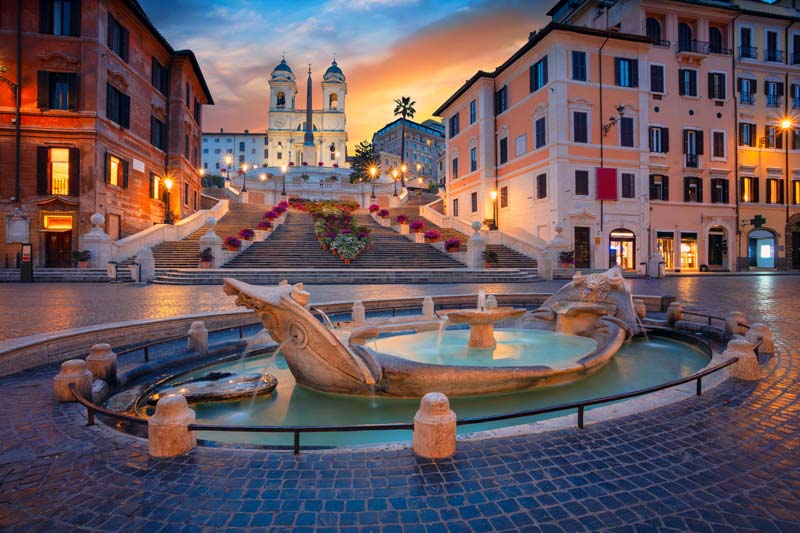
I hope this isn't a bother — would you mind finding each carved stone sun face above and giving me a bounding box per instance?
[583,274,612,303]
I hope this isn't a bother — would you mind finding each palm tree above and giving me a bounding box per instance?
[393,96,416,187]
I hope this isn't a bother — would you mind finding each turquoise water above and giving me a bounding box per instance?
[143,332,709,448]
[372,329,597,368]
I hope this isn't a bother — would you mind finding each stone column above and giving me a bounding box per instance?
[537,253,553,280]
[422,297,435,318]
[148,395,197,458]
[199,217,223,268]
[466,221,487,270]
[187,321,209,356]
[351,301,365,323]
[724,338,759,380]
[134,247,155,282]
[53,359,93,402]
[85,343,117,383]
[745,323,775,354]
[80,213,113,268]
[413,392,457,459]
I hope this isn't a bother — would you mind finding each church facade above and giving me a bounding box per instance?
[265,59,349,168]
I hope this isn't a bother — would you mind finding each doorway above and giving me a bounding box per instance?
[44,231,72,267]
[609,229,635,270]
[793,228,800,269]
[574,226,591,269]
[748,229,776,269]
[707,226,727,269]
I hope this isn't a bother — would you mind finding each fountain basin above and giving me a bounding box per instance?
[439,307,526,349]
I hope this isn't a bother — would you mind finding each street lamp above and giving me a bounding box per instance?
[392,169,398,196]
[280,164,287,196]
[335,151,340,166]
[164,177,174,224]
[224,154,233,180]
[490,189,498,230]
[401,163,407,191]
[369,166,377,199]
[416,163,422,195]
[240,163,248,192]
[781,117,794,269]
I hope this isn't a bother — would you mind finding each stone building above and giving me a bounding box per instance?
[201,129,268,176]
[373,118,445,186]
[0,0,212,267]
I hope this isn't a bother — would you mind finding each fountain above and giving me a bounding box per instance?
[439,297,526,349]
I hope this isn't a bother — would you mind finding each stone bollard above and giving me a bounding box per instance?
[412,392,456,459]
[745,323,775,354]
[666,302,684,324]
[633,299,646,319]
[725,311,748,337]
[485,295,498,309]
[148,395,197,458]
[724,338,759,381]
[53,359,93,402]
[86,343,117,383]
[422,297,435,318]
[187,321,209,356]
[351,301,366,323]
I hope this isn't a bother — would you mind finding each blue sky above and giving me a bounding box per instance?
[140,0,548,148]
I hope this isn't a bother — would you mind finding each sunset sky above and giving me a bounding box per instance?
[139,0,549,152]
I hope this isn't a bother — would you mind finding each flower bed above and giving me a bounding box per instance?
[300,200,372,263]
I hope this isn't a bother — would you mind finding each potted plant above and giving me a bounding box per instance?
[396,214,409,225]
[224,236,242,251]
[424,229,441,242]
[257,220,273,231]
[483,218,497,231]
[319,162,324,166]
[559,250,575,268]
[368,204,380,213]
[198,248,213,268]
[378,209,390,218]
[239,228,255,241]
[72,250,91,268]
[444,238,462,252]
[264,209,279,221]
[482,250,499,268]
[409,220,426,233]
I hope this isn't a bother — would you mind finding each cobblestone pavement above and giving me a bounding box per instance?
[1,277,799,531]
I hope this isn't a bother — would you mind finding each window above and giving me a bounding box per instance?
[793,180,800,204]
[793,34,800,65]
[40,0,80,36]
[739,122,756,146]
[449,113,460,137]
[37,146,79,196]
[469,99,477,124]
[239,142,245,152]
[184,182,190,206]
[573,112,588,143]
[614,58,638,88]
[470,147,477,172]
[185,83,190,108]
[214,148,220,154]
[738,77,756,104]
[277,152,282,160]
[649,174,669,201]
[684,177,703,202]
[620,117,634,147]
[536,173,547,199]
[37,71,78,111]
[740,27,756,58]
[329,93,338,109]
[649,126,669,153]
[740,177,758,202]
[678,22,693,50]
[530,57,548,92]
[150,116,167,150]
[499,138,508,164]
[193,190,198,210]
[572,51,586,81]
[452,198,459,217]
[514,134,527,157]
[471,192,478,213]
[151,58,169,95]
[765,125,783,149]
[712,131,725,159]
[535,117,546,149]
[793,127,800,150]
[151,174,161,200]
[683,129,703,167]
[264,149,268,158]
[48,148,69,195]
[765,30,781,62]
[766,178,784,204]
[709,27,725,54]
[575,170,589,196]
[105,154,128,188]
[500,186,508,208]
[711,178,729,203]
[621,173,635,198]
[107,14,129,61]
[679,69,697,96]
[194,99,201,123]
[106,83,130,128]
[650,65,664,93]
[792,84,800,108]
[646,18,662,42]
[708,73,726,99]
[452,157,459,179]
[495,85,508,114]
[765,81,783,107]
[203,148,208,154]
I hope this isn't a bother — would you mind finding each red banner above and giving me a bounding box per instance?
[596,168,618,200]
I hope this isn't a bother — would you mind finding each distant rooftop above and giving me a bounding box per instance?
[372,118,446,140]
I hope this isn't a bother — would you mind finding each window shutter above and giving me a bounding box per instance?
[737,77,743,93]
[648,128,654,152]
[630,59,638,87]
[104,152,109,183]
[683,129,688,154]
[662,127,669,152]
[649,176,657,199]
[720,75,726,100]
[37,71,50,110]
[542,56,548,85]
[708,73,714,99]
[39,0,52,33]
[723,180,729,203]
[679,71,686,96]
[149,173,155,198]
[106,83,113,119]
[71,0,82,36]
[36,146,49,195]
[107,13,113,48]
[121,27,129,62]
[68,147,80,197]
[122,159,129,188]
[614,58,621,85]
[684,178,690,202]
[777,82,784,96]
[754,178,760,203]
[739,178,746,201]
[764,80,769,94]
[696,130,704,155]
[663,176,669,201]
[779,180,785,204]
[529,64,535,92]
[120,93,130,128]
[697,178,703,202]
[690,71,697,96]
[752,81,757,94]
[67,73,78,110]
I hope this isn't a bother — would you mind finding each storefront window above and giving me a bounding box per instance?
[609,229,636,270]
[680,232,698,270]
[656,231,674,270]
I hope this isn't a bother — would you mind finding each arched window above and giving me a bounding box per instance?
[645,18,661,41]
[276,92,286,108]
[329,93,338,110]
[709,27,723,53]
[678,22,693,50]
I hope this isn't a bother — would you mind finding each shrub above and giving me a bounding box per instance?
[368,204,380,213]
[239,228,255,240]
[396,214,409,224]
[224,236,242,249]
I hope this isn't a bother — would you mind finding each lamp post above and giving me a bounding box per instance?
[335,151,340,166]
[490,189,498,230]
[782,117,793,270]
[164,178,174,224]
[401,164,407,193]
[392,169,398,196]
[416,163,422,195]
[240,163,248,192]
[369,166,377,199]
[280,164,287,196]
[224,154,233,184]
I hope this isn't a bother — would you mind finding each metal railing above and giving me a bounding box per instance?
[709,45,732,56]
[677,40,709,54]
[115,322,257,362]
[740,92,755,105]
[765,49,784,63]
[739,46,758,60]
[766,95,782,108]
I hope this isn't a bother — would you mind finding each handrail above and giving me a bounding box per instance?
[115,322,260,361]
[69,355,739,455]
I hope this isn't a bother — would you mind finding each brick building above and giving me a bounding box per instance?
[0,0,213,267]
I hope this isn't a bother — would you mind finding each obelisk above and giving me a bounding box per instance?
[302,65,316,165]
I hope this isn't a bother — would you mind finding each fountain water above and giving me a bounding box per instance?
[477,290,487,312]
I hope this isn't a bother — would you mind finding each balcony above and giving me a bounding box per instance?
[740,92,755,105]
[766,95,782,108]
[653,39,671,48]
[793,53,800,65]
[709,45,733,56]
[685,154,699,168]
[677,40,709,57]
[765,49,784,62]
[793,97,800,109]
[739,46,758,60]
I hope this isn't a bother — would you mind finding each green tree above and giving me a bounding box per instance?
[393,96,416,186]
[349,140,380,184]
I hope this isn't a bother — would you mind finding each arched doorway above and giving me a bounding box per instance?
[707,225,728,270]
[748,229,776,269]
[609,229,635,270]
